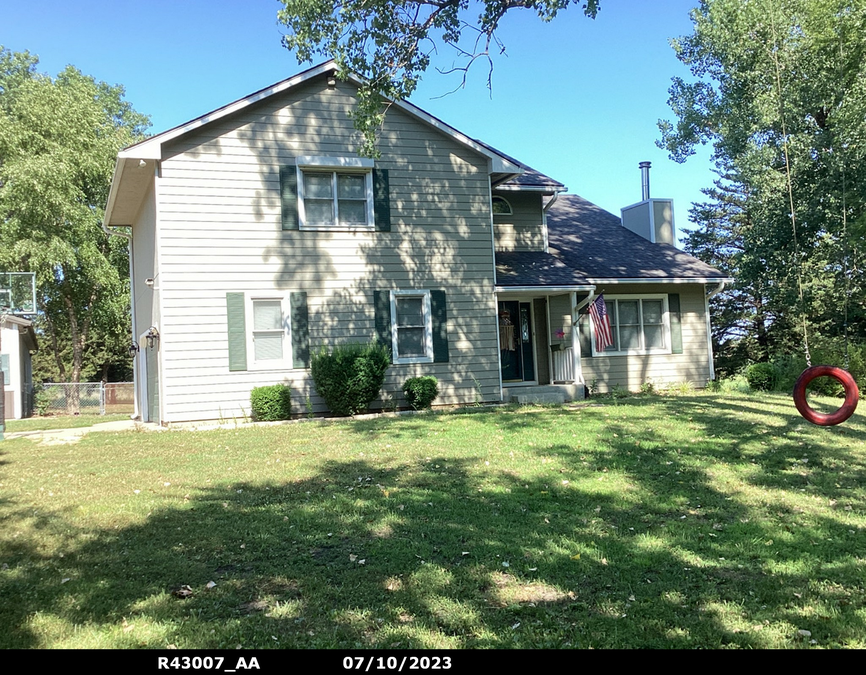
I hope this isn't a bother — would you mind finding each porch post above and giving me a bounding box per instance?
[571,292,582,384]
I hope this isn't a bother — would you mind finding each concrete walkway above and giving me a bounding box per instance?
[4,419,163,444]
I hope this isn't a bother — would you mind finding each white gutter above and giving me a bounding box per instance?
[494,184,568,193]
[101,217,139,419]
[496,285,595,294]
[586,277,734,285]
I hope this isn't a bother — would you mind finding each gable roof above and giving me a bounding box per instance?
[105,61,526,226]
[546,194,730,283]
[473,138,566,192]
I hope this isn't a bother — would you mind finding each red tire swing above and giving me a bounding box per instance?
[793,366,859,427]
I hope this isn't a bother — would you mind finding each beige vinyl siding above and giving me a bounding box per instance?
[580,284,711,392]
[548,293,573,346]
[154,77,499,422]
[493,192,545,251]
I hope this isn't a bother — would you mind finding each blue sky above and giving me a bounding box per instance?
[3,0,715,240]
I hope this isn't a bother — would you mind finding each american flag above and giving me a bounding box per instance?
[589,294,614,351]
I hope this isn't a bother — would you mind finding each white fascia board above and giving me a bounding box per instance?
[104,157,131,226]
[587,277,734,285]
[494,185,567,193]
[119,62,340,161]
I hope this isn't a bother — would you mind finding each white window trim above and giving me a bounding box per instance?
[295,156,375,232]
[245,293,293,370]
[390,289,434,365]
[591,294,671,357]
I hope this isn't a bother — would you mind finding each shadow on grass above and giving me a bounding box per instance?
[1,396,864,648]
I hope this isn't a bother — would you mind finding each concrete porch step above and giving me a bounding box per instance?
[513,392,567,405]
[505,383,585,404]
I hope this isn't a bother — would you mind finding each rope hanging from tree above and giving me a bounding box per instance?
[769,11,859,426]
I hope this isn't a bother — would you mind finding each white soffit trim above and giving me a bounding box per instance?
[587,277,734,285]
[494,185,567,193]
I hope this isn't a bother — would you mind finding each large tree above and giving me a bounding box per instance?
[0,47,149,395]
[658,0,866,370]
[277,0,601,155]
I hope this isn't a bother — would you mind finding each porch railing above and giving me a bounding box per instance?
[552,346,574,383]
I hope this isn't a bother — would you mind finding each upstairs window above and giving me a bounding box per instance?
[492,196,513,215]
[300,170,373,228]
[295,156,374,231]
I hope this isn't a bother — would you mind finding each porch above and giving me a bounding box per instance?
[495,288,594,403]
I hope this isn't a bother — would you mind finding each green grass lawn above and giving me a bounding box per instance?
[0,391,864,649]
[4,413,132,433]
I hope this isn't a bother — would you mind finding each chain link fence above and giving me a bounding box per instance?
[34,382,134,416]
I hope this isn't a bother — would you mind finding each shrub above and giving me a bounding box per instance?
[402,376,439,410]
[310,342,391,416]
[33,384,52,416]
[639,379,657,396]
[745,362,777,391]
[250,384,293,421]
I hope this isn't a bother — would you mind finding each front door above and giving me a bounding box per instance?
[498,301,535,383]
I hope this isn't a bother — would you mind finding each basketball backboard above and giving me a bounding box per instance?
[0,272,36,315]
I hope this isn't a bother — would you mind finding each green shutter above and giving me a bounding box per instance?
[280,164,299,230]
[1,353,9,386]
[226,292,247,371]
[431,290,449,363]
[373,168,391,232]
[373,290,392,355]
[668,293,683,354]
[290,291,310,369]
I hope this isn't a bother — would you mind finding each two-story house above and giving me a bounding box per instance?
[103,61,729,424]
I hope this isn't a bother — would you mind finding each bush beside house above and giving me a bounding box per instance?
[402,376,439,410]
[250,384,293,421]
[310,343,391,416]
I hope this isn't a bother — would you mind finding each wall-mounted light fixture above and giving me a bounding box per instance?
[129,341,140,357]
[144,326,160,349]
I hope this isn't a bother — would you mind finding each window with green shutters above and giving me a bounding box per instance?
[225,292,310,371]
[374,289,449,365]
[280,158,391,232]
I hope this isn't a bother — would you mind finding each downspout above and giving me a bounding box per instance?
[101,220,139,419]
[541,191,560,253]
[704,281,727,383]
[488,172,504,403]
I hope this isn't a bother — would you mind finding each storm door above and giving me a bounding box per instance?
[498,301,536,383]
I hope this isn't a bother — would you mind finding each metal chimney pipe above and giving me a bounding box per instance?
[639,161,651,201]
